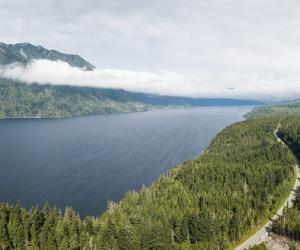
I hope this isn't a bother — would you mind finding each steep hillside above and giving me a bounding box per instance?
[246,99,300,118]
[272,192,300,243]
[0,42,95,70]
[272,117,300,240]
[0,42,263,119]
[0,78,262,119]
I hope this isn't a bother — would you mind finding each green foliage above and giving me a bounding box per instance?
[246,99,300,119]
[0,204,11,249]
[266,116,300,242]
[271,117,300,241]
[0,116,297,249]
[102,118,295,249]
[276,116,300,159]
[272,191,300,241]
[0,78,159,118]
[0,78,261,119]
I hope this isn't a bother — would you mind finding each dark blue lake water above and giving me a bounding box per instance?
[0,106,252,216]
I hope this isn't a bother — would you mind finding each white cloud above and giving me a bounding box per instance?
[1,59,300,101]
[1,0,300,100]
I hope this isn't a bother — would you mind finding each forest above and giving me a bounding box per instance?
[0,78,261,119]
[269,116,300,244]
[272,191,300,242]
[246,99,300,119]
[0,78,158,118]
[0,114,298,249]
[276,116,300,159]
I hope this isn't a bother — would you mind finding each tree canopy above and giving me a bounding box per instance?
[0,115,298,249]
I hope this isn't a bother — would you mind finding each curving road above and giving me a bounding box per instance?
[235,128,300,250]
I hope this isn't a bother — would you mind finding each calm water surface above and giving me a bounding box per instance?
[0,106,253,216]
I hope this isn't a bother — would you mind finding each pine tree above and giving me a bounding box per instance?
[0,204,11,250]
[7,203,25,249]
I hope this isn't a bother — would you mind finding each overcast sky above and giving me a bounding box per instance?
[1,0,300,100]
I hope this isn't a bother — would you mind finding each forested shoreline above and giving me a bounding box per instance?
[0,78,261,119]
[0,114,298,249]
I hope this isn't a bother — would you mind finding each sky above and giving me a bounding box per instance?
[1,0,300,100]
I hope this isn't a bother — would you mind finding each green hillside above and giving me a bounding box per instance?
[0,115,297,249]
[246,99,300,118]
[271,116,300,243]
[0,78,262,119]
[272,191,300,242]
[0,42,262,119]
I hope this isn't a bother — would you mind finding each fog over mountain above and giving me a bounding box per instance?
[0,42,95,70]
[1,0,300,100]
[1,58,300,100]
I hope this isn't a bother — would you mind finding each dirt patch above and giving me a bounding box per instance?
[264,234,300,250]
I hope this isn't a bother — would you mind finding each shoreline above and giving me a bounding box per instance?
[0,104,257,121]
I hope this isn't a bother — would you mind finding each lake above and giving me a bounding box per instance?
[0,106,253,216]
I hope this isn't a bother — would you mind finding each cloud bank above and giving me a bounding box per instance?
[1,59,300,101]
[2,0,300,100]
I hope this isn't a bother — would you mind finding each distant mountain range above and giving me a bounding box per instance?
[0,42,95,70]
[0,42,263,118]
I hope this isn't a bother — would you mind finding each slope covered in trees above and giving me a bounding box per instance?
[276,116,300,159]
[0,78,262,119]
[270,116,300,243]
[0,42,95,70]
[246,99,300,119]
[0,116,297,249]
[272,192,300,242]
[0,42,262,119]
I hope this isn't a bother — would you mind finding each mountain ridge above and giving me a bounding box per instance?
[0,42,95,70]
[245,98,300,118]
[0,78,263,119]
[0,42,264,118]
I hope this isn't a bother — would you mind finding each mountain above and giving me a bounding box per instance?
[0,43,298,249]
[0,42,263,118]
[0,78,263,119]
[245,98,300,118]
[0,42,95,70]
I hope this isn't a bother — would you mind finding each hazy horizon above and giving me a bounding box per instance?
[1,0,300,101]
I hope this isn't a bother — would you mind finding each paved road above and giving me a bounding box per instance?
[235,130,300,250]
